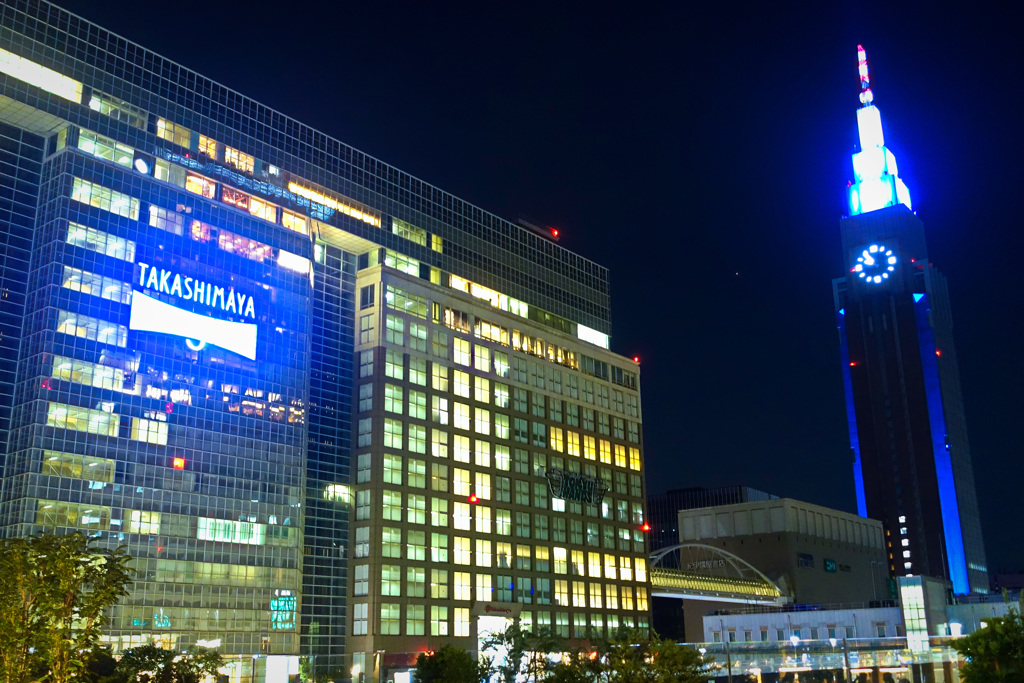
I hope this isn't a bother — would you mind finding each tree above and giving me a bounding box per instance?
[0,533,133,683]
[117,645,222,683]
[598,630,712,683]
[952,607,1024,682]
[479,624,566,682]
[412,646,484,683]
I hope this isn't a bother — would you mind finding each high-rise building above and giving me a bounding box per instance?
[0,1,649,681]
[833,46,987,594]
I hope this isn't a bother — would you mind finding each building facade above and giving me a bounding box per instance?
[647,485,777,552]
[678,498,888,607]
[0,2,649,682]
[347,265,649,680]
[833,46,987,594]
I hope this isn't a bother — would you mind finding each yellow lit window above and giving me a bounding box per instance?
[572,581,586,607]
[52,354,125,391]
[619,556,633,582]
[287,182,381,227]
[614,444,627,468]
[621,586,634,610]
[629,447,641,471]
[131,417,168,445]
[606,584,619,610]
[36,500,110,529]
[47,402,118,436]
[127,510,161,534]
[454,607,470,637]
[588,552,602,578]
[550,427,565,453]
[475,539,492,567]
[604,553,617,580]
[221,186,250,211]
[567,432,580,457]
[454,537,471,565]
[599,440,612,464]
[282,209,309,235]
[224,146,255,174]
[41,451,115,483]
[589,583,603,609]
[185,172,217,198]
[156,118,191,147]
[245,195,277,222]
[453,468,470,496]
[0,48,82,103]
[198,134,218,159]
[583,436,596,460]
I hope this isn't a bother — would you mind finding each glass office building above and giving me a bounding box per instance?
[0,2,649,681]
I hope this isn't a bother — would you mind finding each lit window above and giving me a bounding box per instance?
[454,338,471,366]
[71,178,139,219]
[223,145,255,174]
[46,402,118,436]
[185,172,216,199]
[380,603,400,635]
[156,118,191,147]
[281,209,309,235]
[127,510,161,534]
[77,129,133,167]
[87,92,146,128]
[198,134,218,158]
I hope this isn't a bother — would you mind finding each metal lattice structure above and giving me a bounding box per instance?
[649,544,787,603]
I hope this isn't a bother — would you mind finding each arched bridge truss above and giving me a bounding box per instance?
[648,543,788,604]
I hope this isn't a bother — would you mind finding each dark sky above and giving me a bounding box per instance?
[55,1,1024,572]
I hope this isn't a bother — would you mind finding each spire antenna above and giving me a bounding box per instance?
[857,44,873,105]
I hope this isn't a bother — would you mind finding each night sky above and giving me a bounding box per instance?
[54,1,1024,573]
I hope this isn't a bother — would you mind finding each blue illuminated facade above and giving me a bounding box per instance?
[0,2,645,682]
[832,47,987,594]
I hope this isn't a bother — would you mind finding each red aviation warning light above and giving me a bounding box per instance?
[172,457,186,470]
[641,523,651,532]
[468,493,479,504]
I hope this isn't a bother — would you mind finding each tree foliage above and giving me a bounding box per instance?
[0,533,133,683]
[117,645,222,683]
[480,624,565,682]
[593,630,712,683]
[953,606,1024,682]
[412,645,485,683]
[477,626,712,683]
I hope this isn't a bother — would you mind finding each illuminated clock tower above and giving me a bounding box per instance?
[833,46,988,594]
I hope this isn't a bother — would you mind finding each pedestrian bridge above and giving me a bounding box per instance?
[649,544,788,604]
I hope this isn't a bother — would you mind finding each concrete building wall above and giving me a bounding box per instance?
[679,498,888,605]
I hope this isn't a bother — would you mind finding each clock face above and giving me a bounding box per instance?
[852,244,897,284]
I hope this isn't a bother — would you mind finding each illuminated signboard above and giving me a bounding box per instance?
[686,559,726,572]
[137,263,256,318]
[129,291,257,359]
[544,468,609,506]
